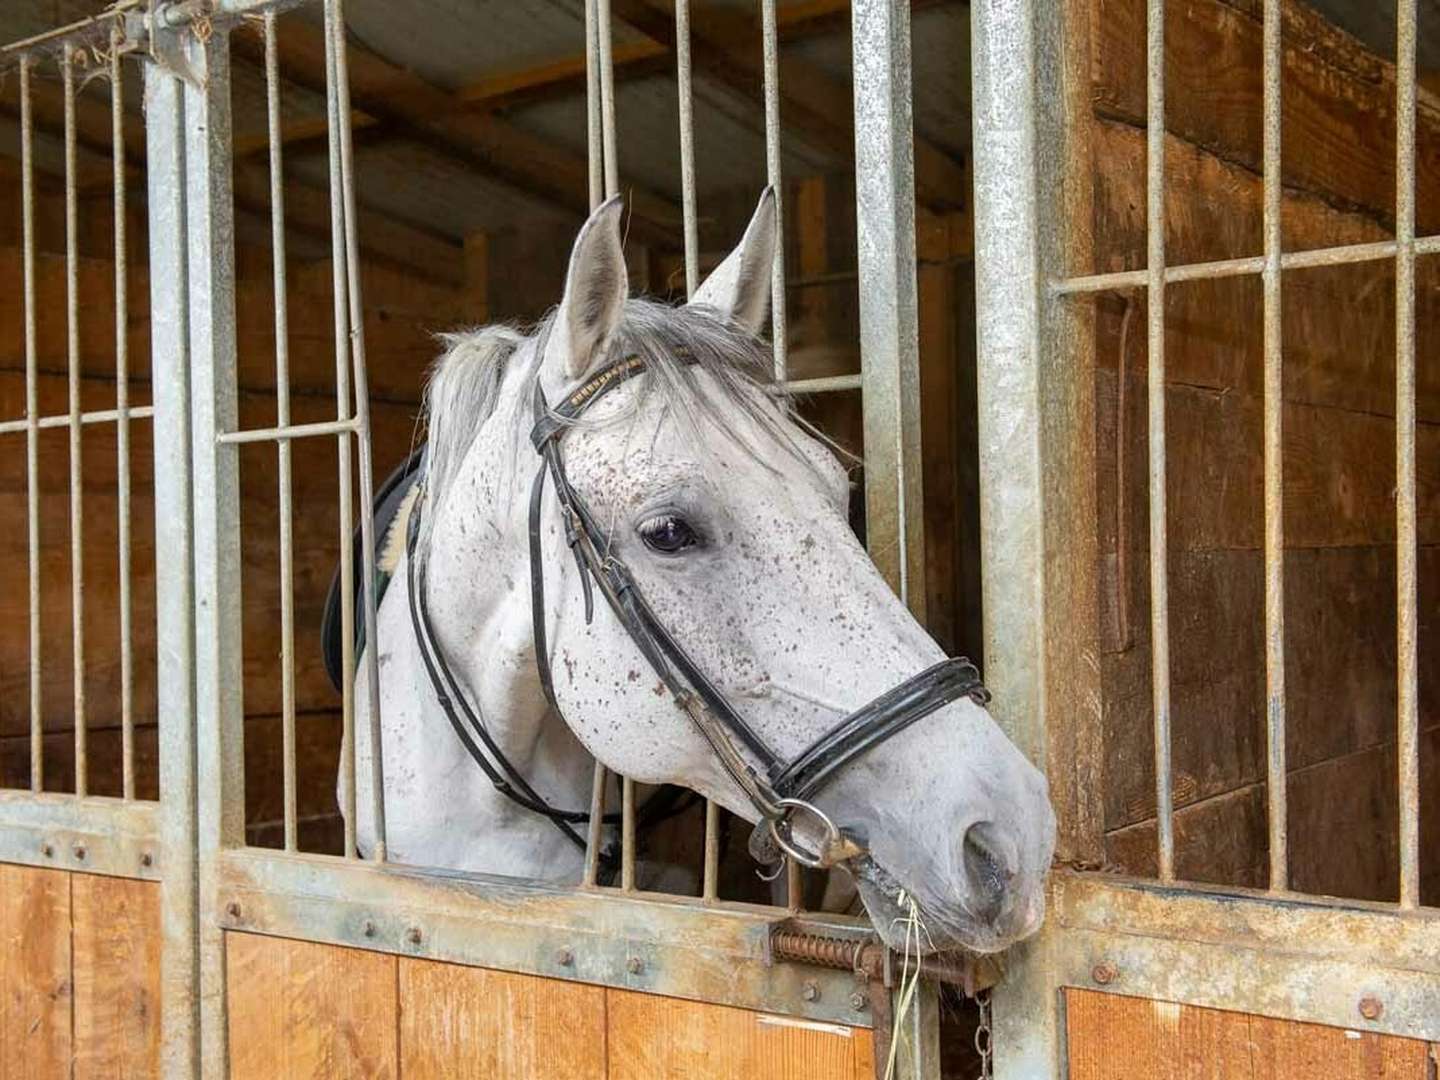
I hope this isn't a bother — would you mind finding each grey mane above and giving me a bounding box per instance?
[416,298,827,567]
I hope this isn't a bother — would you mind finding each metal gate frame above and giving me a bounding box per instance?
[970,1,1440,1076]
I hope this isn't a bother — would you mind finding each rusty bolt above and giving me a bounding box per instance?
[801,980,820,1003]
[1091,963,1118,986]
[40,843,54,858]
[626,956,644,975]
[1358,995,1383,1021]
[71,844,86,861]
[406,927,422,946]
[139,852,153,868]
[555,947,574,968]
[225,901,242,920]
[849,991,868,1012]
[362,921,377,939]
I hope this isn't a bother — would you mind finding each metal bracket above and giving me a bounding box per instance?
[143,3,204,85]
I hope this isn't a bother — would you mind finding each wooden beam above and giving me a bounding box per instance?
[230,18,681,247]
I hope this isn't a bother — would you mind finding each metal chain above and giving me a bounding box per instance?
[974,988,993,1080]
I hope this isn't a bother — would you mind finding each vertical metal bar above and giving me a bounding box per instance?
[323,0,359,860]
[112,28,136,802]
[675,0,700,299]
[584,0,603,208]
[761,0,789,380]
[582,762,608,887]
[147,31,200,1074]
[620,775,636,891]
[21,54,43,795]
[1395,0,1420,910]
[264,11,299,853]
[701,799,719,902]
[182,25,244,1076]
[786,858,803,912]
[596,0,619,198]
[1145,0,1174,883]
[851,0,927,620]
[328,0,388,862]
[63,44,88,798]
[1260,0,1287,891]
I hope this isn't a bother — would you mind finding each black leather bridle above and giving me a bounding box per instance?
[406,349,990,870]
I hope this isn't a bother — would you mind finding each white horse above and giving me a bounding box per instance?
[346,190,1055,953]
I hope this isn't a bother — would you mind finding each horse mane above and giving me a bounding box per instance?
[416,298,840,566]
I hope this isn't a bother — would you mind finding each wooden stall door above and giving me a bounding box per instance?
[226,933,875,1079]
[1066,990,1437,1079]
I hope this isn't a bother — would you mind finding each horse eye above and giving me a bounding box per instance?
[638,514,700,555]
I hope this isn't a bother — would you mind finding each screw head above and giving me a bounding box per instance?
[71,844,86,861]
[849,991,869,1011]
[40,843,54,858]
[225,901,242,920]
[362,921,377,939]
[1091,963,1118,986]
[1358,995,1383,1021]
[626,956,644,975]
[406,927,422,946]
[555,947,575,968]
[139,852,153,868]
[801,980,820,1003]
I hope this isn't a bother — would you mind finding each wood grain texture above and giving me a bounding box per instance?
[0,864,71,1078]
[606,989,874,1080]
[1066,990,1432,1079]
[226,932,398,1079]
[71,874,160,1079]
[398,959,606,1079]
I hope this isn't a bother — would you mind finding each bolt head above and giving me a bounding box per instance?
[849,991,869,1011]
[406,927,422,945]
[225,901,242,920]
[555,947,574,968]
[140,852,153,868]
[1358,995,1383,1021]
[362,921,377,938]
[1091,963,1118,986]
[40,843,54,858]
[72,844,86,861]
[801,980,820,1003]
[626,956,644,975]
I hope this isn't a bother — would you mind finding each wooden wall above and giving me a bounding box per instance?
[1065,989,1436,1079]
[1088,0,1440,902]
[225,932,875,1080]
[0,864,159,1077]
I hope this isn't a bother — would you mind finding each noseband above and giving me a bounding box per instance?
[407,350,989,871]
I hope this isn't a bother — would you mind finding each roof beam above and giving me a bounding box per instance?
[230,17,681,246]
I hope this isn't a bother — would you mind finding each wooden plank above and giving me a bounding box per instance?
[398,960,606,1079]
[226,932,398,1079]
[1065,989,1432,1079]
[71,874,160,1079]
[606,989,874,1080]
[0,864,71,1078]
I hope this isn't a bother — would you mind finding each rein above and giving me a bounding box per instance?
[407,350,990,872]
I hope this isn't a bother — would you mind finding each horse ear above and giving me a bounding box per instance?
[690,187,776,335]
[544,195,629,382]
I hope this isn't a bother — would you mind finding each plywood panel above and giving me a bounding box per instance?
[398,960,605,1079]
[607,989,874,1080]
[71,874,160,1078]
[1066,990,1431,1079]
[0,864,71,1078]
[226,932,398,1079]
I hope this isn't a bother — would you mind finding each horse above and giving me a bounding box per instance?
[341,189,1056,954]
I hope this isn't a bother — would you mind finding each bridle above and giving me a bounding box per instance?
[406,347,990,871]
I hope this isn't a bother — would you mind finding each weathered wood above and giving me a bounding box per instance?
[399,959,606,1078]
[71,874,160,1078]
[0,864,71,1078]
[606,989,875,1080]
[225,933,398,1079]
[1065,988,1432,1078]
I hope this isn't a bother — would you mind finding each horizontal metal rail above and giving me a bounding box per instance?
[772,374,863,395]
[0,405,156,436]
[0,790,160,880]
[216,416,361,444]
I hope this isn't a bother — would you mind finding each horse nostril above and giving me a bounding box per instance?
[961,821,1016,925]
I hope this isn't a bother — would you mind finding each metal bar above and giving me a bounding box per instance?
[1396,0,1420,911]
[620,775,636,891]
[702,798,719,902]
[676,0,700,299]
[597,0,620,198]
[1261,0,1286,891]
[585,0,603,208]
[182,27,245,1076]
[112,28,135,803]
[329,0,388,862]
[786,857,802,913]
[146,37,201,1072]
[323,0,359,860]
[0,1,142,54]
[1145,0,1174,883]
[63,44,88,799]
[582,762,608,887]
[21,54,42,796]
[851,0,926,619]
[215,416,359,444]
[264,10,299,854]
[0,406,157,436]
[0,791,160,880]
[761,0,789,381]
[771,373,862,395]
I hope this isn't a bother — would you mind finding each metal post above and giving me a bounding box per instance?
[851,0,927,620]
[761,0,789,380]
[146,26,200,1076]
[182,25,244,1077]
[113,26,136,803]
[20,53,43,795]
[63,43,88,798]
